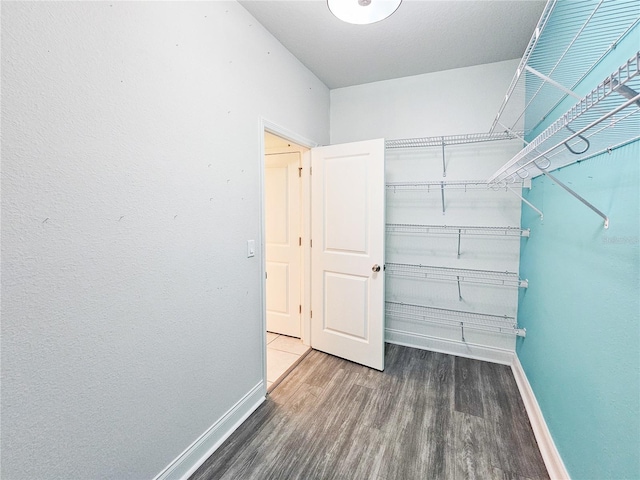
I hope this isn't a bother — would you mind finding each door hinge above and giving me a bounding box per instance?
[310,310,313,318]
[299,237,302,246]
[298,167,302,177]
[265,272,268,279]
[299,305,302,314]
[309,166,312,175]
[310,239,313,248]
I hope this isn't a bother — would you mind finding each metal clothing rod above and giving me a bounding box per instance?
[505,185,544,220]
[537,166,610,229]
[517,92,640,173]
[525,65,582,100]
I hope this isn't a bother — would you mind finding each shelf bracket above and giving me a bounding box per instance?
[525,65,582,100]
[505,184,544,220]
[441,137,446,177]
[460,322,466,342]
[537,165,609,229]
[440,181,445,215]
[457,229,462,258]
[457,276,462,301]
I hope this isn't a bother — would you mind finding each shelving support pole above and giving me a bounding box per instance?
[524,65,582,100]
[539,167,610,229]
[505,185,544,220]
[440,181,445,215]
[441,138,446,177]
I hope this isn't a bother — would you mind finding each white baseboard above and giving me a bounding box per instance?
[154,382,266,480]
[511,356,570,480]
[386,328,514,365]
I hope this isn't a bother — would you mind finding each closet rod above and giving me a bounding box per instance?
[515,93,639,178]
[497,113,611,228]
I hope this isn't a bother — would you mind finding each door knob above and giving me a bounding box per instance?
[372,264,381,272]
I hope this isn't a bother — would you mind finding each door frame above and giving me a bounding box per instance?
[259,118,318,394]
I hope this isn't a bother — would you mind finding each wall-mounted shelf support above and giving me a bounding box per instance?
[505,184,544,220]
[441,137,446,177]
[537,164,609,229]
[525,65,582,100]
[386,301,527,339]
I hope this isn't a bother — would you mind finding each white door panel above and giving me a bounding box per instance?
[265,152,301,337]
[311,139,385,370]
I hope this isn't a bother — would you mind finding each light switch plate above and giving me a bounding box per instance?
[247,239,255,258]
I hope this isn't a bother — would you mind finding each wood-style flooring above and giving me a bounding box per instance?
[191,344,549,480]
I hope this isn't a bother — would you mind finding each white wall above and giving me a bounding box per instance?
[1,2,328,479]
[330,59,519,143]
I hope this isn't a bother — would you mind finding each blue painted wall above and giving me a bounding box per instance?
[517,7,640,479]
[518,143,639,479]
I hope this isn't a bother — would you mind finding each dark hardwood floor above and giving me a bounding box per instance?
[191,344,549,480]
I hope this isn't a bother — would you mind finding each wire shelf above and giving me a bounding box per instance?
[385,301,525,337]
[386,224,530,237]
[489,52,640,183]
[385,180,526,191]
[385,263,528,288]
[385,131,523,149]
[491,0,640,136]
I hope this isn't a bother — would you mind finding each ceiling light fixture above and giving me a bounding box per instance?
[328,0,402,25]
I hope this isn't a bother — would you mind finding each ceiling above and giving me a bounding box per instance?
[239,0,547,89]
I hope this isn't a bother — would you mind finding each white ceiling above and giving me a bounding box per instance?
[239,0,546,89]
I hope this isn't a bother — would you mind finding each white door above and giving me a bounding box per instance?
[265,152,302,337]
[311,139,385,371]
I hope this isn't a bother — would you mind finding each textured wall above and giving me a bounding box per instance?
[1,2,328,478]
[329,59,519,144]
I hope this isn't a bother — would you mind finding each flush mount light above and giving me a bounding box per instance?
[328,0,402,25]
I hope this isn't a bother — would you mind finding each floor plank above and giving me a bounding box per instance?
[453,411,494,480]
[455,355,485,418]
[190,345,549,480]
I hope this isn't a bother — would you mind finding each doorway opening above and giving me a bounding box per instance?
[263,131,311,391]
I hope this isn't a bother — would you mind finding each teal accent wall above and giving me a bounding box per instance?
[518,142,639,479]
[517,5,640,478]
